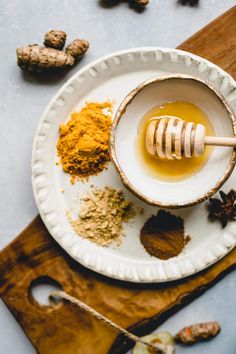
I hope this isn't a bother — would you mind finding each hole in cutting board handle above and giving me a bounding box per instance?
[29,276,63,307]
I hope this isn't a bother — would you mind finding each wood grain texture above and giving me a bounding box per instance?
[1,7,236,354]
[180,5,236,77]
[1,216,236,354]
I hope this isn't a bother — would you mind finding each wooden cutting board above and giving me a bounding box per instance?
[1,6,236,354]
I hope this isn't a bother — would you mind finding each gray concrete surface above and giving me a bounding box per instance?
[0,0,236,353]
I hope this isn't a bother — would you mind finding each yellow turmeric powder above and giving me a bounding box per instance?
[57,101,112,182]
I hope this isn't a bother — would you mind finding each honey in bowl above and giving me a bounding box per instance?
[136,101,214,181]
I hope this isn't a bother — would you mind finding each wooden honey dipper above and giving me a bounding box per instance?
[146,116,236,160]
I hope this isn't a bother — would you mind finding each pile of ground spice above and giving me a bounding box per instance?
[57,101,112,183]
[140,210,190,260]
[68,186,137,246]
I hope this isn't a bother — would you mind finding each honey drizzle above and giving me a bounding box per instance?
[136,101,214,181]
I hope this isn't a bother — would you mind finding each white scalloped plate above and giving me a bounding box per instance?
[32,47,236,283]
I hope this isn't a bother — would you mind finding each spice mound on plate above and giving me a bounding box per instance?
[57,101,112,183]
[68,186,137,246]
[140,210,190,260]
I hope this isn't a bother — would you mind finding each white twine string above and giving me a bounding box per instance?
[50,290,174,354]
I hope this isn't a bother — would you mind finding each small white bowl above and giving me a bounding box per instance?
[110,74,236,208]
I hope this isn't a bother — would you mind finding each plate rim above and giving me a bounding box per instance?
[32,46,236,283]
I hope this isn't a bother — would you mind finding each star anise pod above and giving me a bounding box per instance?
[178,0,199,6]
[208,189,236,228]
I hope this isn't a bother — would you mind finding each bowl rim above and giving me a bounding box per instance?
[110,73,236,208]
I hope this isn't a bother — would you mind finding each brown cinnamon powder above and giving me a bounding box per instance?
[140,210,190,260]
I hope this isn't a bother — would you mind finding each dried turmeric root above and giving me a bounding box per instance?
[175,321,220,344]
[102,0,149,8]
[17,29,90,72]
[66,39,89,60]
[133,0,149,7]
[44,30,67,50]
[178,0,199,6]
[16,45,75,72]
